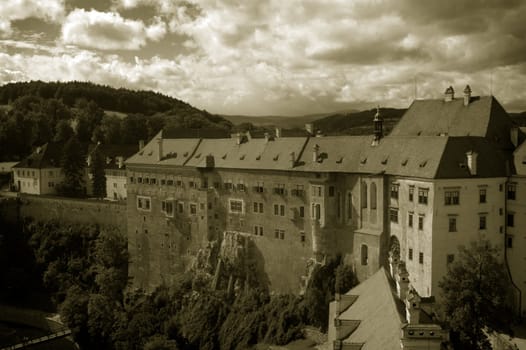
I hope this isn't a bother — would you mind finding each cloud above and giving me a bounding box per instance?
[61,8,167,50]
[0,0,65,37]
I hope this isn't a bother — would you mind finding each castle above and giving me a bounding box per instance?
[124,85,526,318]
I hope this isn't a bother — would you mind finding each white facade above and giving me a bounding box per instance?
[13,167,63,195]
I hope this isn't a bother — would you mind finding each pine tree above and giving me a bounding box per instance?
[58,136,86,197]
[91,147,106,199]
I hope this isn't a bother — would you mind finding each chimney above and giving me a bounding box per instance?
[463,85,472,106]
[275,127,282,138]
[313,144,320,162]
[405,289,421,324]
[466,151,477,176]
[305,123,314,135]
[156,137,163,161]
[511,127,519,148]
[236,132,242,145]
[117,156,124,169]
[290,152,295,167]
[396,261,410,300]
[264,132,270,142]
[316,130,324,137]
[139,140,145,150]
[444,86,455,102]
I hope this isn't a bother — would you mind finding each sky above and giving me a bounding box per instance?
[1,0,526,116]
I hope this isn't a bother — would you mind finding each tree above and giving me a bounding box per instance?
[439,240,513,350]
[334,263,358,294]
[90,147,107,199]
[54,119,74,142]
[58,136,86,197]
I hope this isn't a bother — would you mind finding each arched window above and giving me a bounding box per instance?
[361,182,368,208]
[361,244,368,265]
[347,192,352,219]
[370,182,377,209]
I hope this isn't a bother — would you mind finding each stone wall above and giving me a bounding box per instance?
[17,194,126,230]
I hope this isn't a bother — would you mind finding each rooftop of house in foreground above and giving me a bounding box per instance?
[125,87,516,179]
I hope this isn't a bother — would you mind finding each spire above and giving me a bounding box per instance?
[372,105,383,146]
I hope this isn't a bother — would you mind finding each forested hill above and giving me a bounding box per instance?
[0,81,201,116]
[312,108,407,136]
[0,81,232,161]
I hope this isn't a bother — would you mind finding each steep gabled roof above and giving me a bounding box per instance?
[390,96,514,149]
[13,143,63,169]
[338,268,406,350]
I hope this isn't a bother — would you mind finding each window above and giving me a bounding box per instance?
[292,185,305,197]
[419,252,424,264]
[253,202,264,213]
[408,248,413,261]
[361,182,368,208]
[347,192,353,219]
[237,183,246,192]
[418,188,429,205]
[48,182,55,187]
[370,183,377,209]
[389,208,398,223]
[300,231,305,242]
[137,196,151,211]
[328,186,335,197]
[312,185,323,197]
[254,181,264,193]
[144,178,150,184]
[274,229,285,239]
[113,182,117,188]
[507,236,513,248]
[312,203,321,220]
[361,244,368,265]
[274,184,286,195]
[176,180,183,187]
[448,217,457,232]
[418,215,424,230]
[409,186,414,202]
[161,179,166,185]
[337,192,341,219]
[161,200,174,216]
[408,213,413,228]
[190,203,197,215]
[167,179,174,186]
[150,178,157,185]
[274,204,285,216]
[447,254,455,265]
[229,199,243,213]
[177,202,184,213]
[479,188,487,203]
[138,177,143,183]
[299,206,305,218]
[508,184,516,200]
[254,225,264,235]
[507,213,515,227]
[479,215,487,230]
[390,183,399,200]
[444,190,460,205]
[224,180,233,190]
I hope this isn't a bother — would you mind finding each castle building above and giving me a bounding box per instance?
[125,87,525,316]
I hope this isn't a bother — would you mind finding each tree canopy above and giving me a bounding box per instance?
[439,240,513,350]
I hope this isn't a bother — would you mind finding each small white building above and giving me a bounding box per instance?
[12,143,64,195]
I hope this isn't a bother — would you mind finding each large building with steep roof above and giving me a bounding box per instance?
[125,86,525,317]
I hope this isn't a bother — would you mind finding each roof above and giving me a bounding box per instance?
[13,143,63,169]
[0,162,18,173]
[338,268,406,350]
[126,134,510,178]
[88,143,138,170]
[390,96,514,149]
